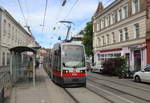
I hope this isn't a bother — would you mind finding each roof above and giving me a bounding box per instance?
[93,0,122,19]
[94,2,104,17]
[0,6,34,39]
[10,46,36,54]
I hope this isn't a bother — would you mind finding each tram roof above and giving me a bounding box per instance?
[10,46,36,54]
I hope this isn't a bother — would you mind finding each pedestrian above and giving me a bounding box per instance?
[27,57,33,81]
[35,59,39,69]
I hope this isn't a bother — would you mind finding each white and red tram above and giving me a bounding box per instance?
[50,42,86,87]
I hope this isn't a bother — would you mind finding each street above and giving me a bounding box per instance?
[86,72,150,103]
[8,68,150,103]
[42,71,150,103]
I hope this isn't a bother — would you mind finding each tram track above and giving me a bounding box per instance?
[86,83,134,103]
[88,75,150,93]
[86,86,115,103]
[63,87,112,103]
[63,88,80,103]
[87,78,150,103]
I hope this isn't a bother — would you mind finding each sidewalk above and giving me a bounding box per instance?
[9,68,75,103]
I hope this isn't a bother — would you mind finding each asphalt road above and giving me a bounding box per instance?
[87,72,150,103]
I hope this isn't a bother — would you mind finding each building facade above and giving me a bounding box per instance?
[70,30,85,44]
[93,0,150,71]
[0,7,36,66]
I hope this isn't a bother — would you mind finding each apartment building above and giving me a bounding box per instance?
[70,30,85,44]
[0,7,36,66]
[93,0,150,71]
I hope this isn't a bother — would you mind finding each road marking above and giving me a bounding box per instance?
[88,83,135,103]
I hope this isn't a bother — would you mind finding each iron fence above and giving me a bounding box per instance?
[0,66,11,87]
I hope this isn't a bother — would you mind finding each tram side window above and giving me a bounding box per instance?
[53,51,57,71]
[54,50,60,72]
[57,49,61,72]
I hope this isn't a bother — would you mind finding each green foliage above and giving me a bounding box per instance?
[102,57,127,76]
[82,22,93,56]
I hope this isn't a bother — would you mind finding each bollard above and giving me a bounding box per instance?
[0,86,4,103]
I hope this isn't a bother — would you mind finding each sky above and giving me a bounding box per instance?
[0,0,114,48]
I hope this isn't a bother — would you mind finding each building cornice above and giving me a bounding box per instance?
[0,6,34,39]
[94,37,146,51]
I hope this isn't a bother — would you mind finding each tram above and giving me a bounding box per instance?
[50,42,86,87]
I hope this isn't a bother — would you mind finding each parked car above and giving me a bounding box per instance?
[133,65,150,83]
[91,63,103,73]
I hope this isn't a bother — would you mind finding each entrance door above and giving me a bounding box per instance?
[125,53,130,69]
[134,50,141,71]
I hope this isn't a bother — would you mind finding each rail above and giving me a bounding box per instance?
[0,66,11,87]
[0,66,11,103]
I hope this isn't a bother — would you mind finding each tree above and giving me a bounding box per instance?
[82,22,93,57]
[102,57,127,76]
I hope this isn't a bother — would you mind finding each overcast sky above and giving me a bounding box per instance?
[0,0,114,48]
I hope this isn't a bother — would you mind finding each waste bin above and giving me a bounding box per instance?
[0,86,4,103]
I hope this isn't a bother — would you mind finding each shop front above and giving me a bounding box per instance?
[123,43,147,71]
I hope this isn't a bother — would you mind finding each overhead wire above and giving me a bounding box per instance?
[52,1,64,31]
[42,0,48,32]
[17,0,27,26]
[63,0,79,20]
[24,0,31,27]
[102,0,115,7]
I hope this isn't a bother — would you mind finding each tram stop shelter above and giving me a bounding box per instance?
[9,46,37,86]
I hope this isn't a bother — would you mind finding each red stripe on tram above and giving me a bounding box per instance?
[53,72,86,77]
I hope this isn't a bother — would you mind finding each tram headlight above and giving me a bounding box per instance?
[63,70,69,73]
[80,70,85,73]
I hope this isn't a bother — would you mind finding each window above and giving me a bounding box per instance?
[134,23,140,38]
[2,52,5,66]
[101,19,105,29]
[123,6,128,19]
[112,32,116,43]
[106,34,109,44]
[8,23,11,38]
[97,37,101,47]
[110,14,113,25]
[102,36,105,45]
[3,19,6,36]
[97,22,100,31]
[105,16,110,27]
[119,9,122,20]
[7,53,10,65]
[110,13,115,25]
[144,66,150,72]
[117,9,122,21]
[132,0,140,14]
[124,28,129,40]
[119,29,123,42]
[12,26,14,40]
[15,29,17,42]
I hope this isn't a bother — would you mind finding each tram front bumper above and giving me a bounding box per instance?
[62,77,86,84]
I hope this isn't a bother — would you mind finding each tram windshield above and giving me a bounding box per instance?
[62,45,85,68]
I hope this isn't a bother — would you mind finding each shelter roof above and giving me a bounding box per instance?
[10,46,36,54]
